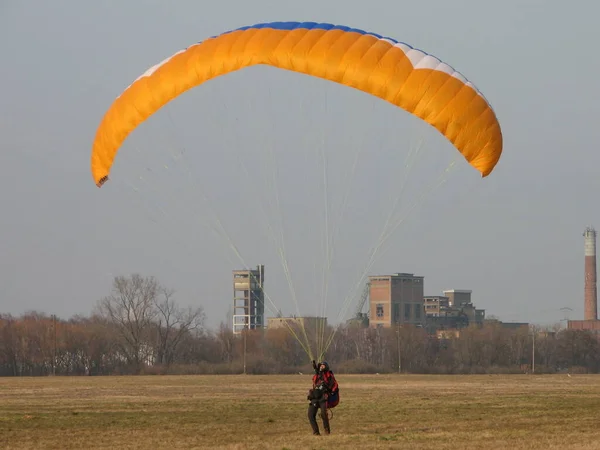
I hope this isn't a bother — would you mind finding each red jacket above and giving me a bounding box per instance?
[312,370,338,394]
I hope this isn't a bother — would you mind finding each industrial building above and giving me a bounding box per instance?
[423,290,485,332]
[423,295,449,317]
[443,289,485,324]
[368,273,425,328]
[568,227,600,334]
[232,264,327,334]
[232,265,265,334]
[363,273,485,331]
[444,290,473,308]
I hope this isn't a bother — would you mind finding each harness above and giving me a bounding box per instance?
[311,371,340,410]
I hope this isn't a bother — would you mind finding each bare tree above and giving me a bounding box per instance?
[216,322,235,363]
[154,287,205,367]
[0,315,19,376]
[96,274,158,373]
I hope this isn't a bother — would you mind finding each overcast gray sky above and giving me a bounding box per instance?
[2,0,599,329]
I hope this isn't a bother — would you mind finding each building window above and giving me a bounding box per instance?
[415,305,422,320]
[376,304,384,318]
[404,303,411,320]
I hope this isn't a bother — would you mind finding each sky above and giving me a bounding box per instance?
[1,0,599,330]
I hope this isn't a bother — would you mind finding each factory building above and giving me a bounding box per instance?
[368,273,425,328]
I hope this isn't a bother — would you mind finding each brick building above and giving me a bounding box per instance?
[368,273,425,328]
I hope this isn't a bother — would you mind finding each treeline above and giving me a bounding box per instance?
[1,274,599,376]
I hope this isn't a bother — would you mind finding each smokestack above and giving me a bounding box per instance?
[583,226,597,321]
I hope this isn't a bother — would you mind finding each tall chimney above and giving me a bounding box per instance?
[583,226,597,321]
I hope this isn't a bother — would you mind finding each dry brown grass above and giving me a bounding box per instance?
[1,373,600,449]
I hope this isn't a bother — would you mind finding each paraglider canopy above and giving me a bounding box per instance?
[90,21,502,188]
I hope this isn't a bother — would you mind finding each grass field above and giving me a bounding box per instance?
[1,373,600,449]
